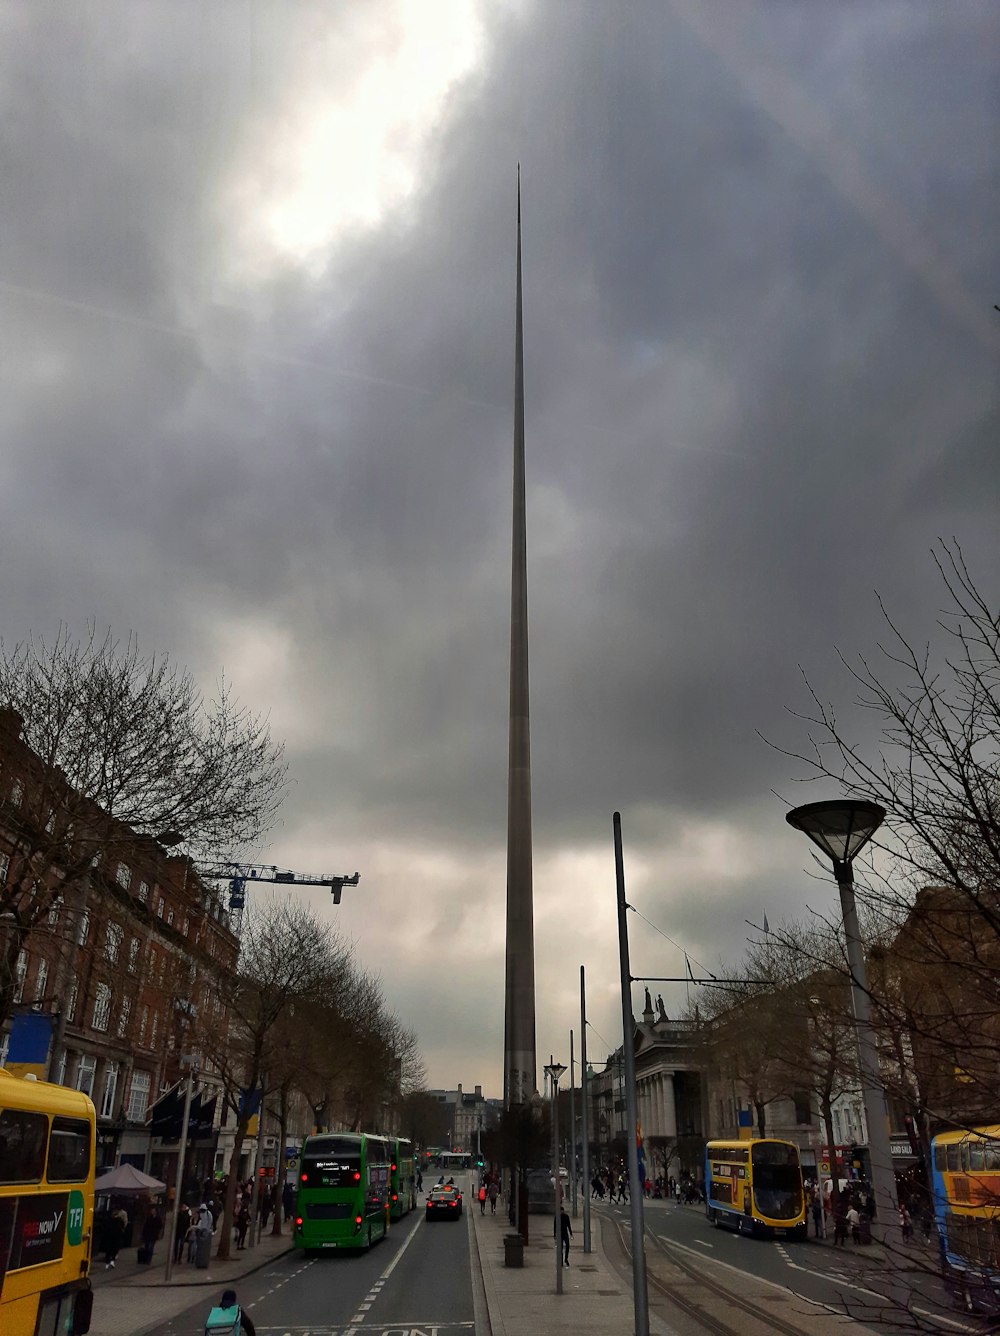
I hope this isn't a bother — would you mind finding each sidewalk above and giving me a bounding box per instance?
[90,1226,293,1336]
[469,1200,680,1336]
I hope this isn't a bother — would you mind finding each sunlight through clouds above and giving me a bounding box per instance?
[227,0,489,276]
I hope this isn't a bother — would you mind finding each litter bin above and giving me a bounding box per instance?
[504,1233,524,1268]
[196,1231,213,1269]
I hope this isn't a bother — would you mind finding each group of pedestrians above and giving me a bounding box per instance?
[590,1167,629,1203]
[477,1174,500,1214]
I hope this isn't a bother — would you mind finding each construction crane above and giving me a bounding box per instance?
[197,864,360,932]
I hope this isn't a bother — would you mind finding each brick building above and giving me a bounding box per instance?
[0,706,238,1185]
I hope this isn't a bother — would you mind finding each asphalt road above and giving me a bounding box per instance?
[598,1196,981,1336]
[146,1193,476,1336]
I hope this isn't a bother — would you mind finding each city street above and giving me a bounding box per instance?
[139,1201,476,1336]
[597,1197,977,1336]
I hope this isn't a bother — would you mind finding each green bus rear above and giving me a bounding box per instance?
[390,1138,415,1221]
[293,1133,390,1252]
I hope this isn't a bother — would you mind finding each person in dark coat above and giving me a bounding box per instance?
[282,1179,294,1223]
[140,1205,162,1262]
[174,1202,192,1263]
[555,1203,573,1265]
[103,1204,129,1268]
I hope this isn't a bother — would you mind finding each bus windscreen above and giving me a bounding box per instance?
[751,1144,802,1220]
[301,1140,362,1190]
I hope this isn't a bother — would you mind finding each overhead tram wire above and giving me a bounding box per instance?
[625,903,773,989]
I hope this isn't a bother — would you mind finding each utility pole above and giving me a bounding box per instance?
[614,812,649,1336]
[580,966,592,1253]
[164,1056,195,1283]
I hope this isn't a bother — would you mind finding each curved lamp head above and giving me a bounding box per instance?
[786,799,886,879]
[543,1059,567,1088]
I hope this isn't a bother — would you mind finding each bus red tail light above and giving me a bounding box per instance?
[300,1172,308,1183]
[295,1216,303,1228]
[353,1171,361,1182]
[392,1193,397,1201]
[391,1163,397,1172]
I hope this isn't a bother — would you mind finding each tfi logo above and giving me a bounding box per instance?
[24,1209,64,1240]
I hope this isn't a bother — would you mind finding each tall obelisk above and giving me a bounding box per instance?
[503,172,536,1111]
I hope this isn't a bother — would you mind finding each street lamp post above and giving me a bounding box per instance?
[544,1057,566,1294]
[786,799,897,1244]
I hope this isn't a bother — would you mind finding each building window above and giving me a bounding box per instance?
[127,1070,150,1122]
[105,924,123,963]
[34,958,48,1002]
[66,981,78,1023]
[77,911,89,945]
[13,951,26,1003]
[157,898,164,919]
[150,1012,158,1047]
[128,937,140,972]
[117,996,131,1039]
[792,1091,812,1125]
[138,1006,148,1045]
[115,862,131,890]
[166,908,174,926]
[0,853,8,884]
[54,1049,66,1086]
[92,984,111,1032]
[76,1055,96,1098]
[138,880,149,904]
[100,1062,119,1119]
[182,917,189,936]
[10,779,23,807]
[48,903,59,926]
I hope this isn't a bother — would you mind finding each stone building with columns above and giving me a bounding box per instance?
[633,989,705,1180]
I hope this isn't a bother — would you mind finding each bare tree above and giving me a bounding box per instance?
[773,540,1000,1121]
[0,625,287,1027]
[203,898,344,1260]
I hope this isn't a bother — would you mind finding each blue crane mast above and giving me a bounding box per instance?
[197,864,360,928]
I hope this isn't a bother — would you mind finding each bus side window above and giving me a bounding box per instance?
[48,1116,92,1183]
[0,1108,48,1183]
[947,1145,961,1173]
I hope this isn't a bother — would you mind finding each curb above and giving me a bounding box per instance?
[100,1244,295,1289]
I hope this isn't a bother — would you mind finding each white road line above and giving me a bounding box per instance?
[911,1305,981,1333]
[694,1240,713,1248]
[379,1210,424,1281]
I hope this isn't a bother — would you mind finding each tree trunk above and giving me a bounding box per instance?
[216,1116,250,1261]
[272,1087,289,1237]
[754,1099,767,1138]
[821,1103,840,1215]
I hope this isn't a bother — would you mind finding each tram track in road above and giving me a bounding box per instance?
[603,1212,834,1336]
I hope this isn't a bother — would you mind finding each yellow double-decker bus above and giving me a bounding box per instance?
[0,1069,95,1336]
[705,1138,807,1239]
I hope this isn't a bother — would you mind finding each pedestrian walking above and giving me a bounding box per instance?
[900,1204,913,1242]
[416,1168,423,1193]
[479,1184,487,1215]
[832,1205,848,1246]
[846,1204,861,1245]
[811,1194,823,1239]
[139,1205,162,1264]
[235,1198,250,1250]
[282,1179,294,1224]
[174,1202,191,1263]
[104,1205,129,1269]
[488,1181,498,1214]
[555,1203,573,1265]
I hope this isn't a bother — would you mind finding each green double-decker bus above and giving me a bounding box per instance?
[390,1138,416,1221]
[293,1132,391,1252]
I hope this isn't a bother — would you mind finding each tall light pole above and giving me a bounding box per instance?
[786,798,896,1244]
[614,812,649,1336]
[544,1057,566,1294]
[580,966,592,1253]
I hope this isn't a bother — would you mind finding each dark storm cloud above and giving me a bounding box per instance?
[1,0,997,1087]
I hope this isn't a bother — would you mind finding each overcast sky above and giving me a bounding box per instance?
[2,1,998,1100]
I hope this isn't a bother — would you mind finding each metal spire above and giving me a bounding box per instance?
[503,167,536,1109]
